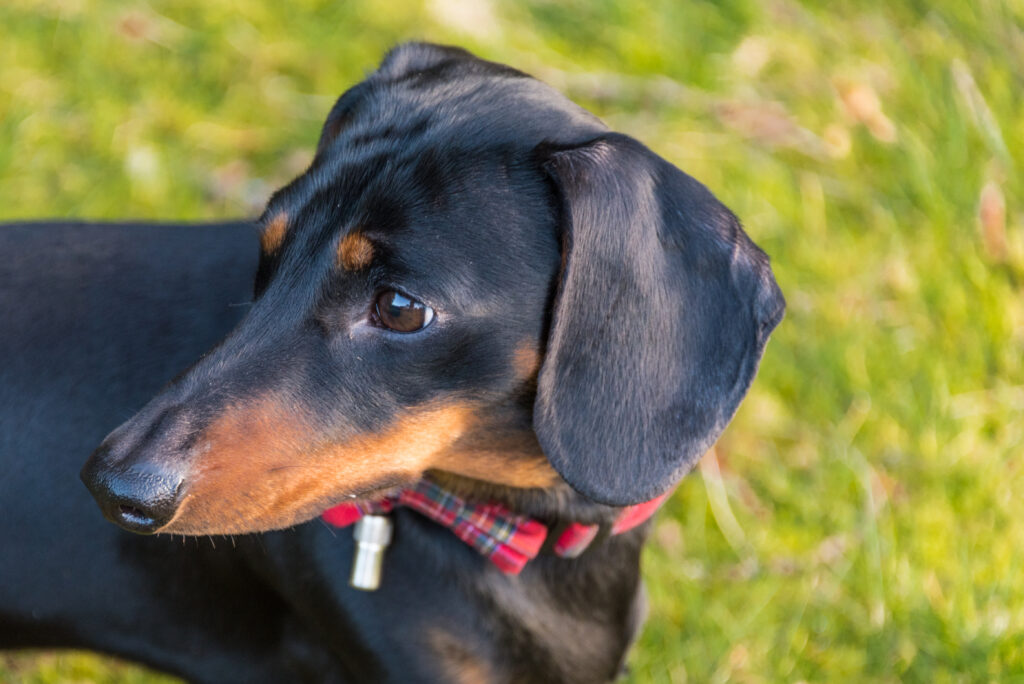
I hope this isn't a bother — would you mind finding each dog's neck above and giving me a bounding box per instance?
[426,469,625,529]
[388,475,650,682]
[424,395,628,528]
[452,466,658,680]
[282,469,653,681]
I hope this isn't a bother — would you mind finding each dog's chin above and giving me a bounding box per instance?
[153,475,416,536]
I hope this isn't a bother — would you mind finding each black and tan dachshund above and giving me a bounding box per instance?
[0,43,784,683]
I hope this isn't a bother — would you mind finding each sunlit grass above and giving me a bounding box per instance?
[2,0,1021,680]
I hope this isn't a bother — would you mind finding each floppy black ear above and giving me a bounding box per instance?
[534,133,785,506]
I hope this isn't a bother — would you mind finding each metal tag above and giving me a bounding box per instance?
[349,514,393,591]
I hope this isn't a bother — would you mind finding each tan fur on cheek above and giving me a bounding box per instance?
[260,212,288,254]
[163,399,476,535]
[435,427,560,489]
[336,231,374,270]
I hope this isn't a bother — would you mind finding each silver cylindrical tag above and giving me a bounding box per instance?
[350,515,393,591]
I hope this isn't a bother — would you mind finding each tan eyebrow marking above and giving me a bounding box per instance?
[260,212,288,255]
[336,231,375,271]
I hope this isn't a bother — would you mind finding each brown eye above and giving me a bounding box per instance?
[374,290,434,333]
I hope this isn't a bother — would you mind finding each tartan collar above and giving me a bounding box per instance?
[321,477,671,575]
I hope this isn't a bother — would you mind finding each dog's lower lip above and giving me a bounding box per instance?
[347,484,399,501]
[344,478,410,502]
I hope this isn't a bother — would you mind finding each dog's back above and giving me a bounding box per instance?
[0,222,304,679]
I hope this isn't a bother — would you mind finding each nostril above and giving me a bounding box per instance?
[81,455,184,534]
[118,504,154,527]
[105,484,180,534]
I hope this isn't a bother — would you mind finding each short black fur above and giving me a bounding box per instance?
[1,43,783,683]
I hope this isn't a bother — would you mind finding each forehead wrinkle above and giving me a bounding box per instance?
[250,237,342,334]
[275,156,386,256]
[300,147,400,209]
[259,191,394,326]
[284,135,527,295]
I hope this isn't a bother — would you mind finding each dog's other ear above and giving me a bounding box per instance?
[316,43,475,156]
[316,81,371,156]
[534,133,785,506]
[374,41,475,79]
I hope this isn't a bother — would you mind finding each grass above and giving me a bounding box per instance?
[1,0,1022,681]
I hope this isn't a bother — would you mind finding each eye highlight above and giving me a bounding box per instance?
[373,291,435,333]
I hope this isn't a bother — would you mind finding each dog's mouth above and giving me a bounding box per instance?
[87,397,483,536]
[154,469,421,537]
[340,474,413,503]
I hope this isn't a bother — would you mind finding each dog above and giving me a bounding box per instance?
[0,43,784,683]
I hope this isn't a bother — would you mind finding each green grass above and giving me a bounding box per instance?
[2,0,1022,681]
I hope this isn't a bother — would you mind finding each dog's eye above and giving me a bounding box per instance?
[374,291,434,333]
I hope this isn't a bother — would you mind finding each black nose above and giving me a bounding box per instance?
[81,454,184,534]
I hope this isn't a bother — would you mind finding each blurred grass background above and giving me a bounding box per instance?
[1,0,1022,681]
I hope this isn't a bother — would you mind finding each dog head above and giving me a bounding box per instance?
[82,43,784,534]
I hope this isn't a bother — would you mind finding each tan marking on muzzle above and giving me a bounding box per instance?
[163,397,477,535]
[436,425,559,489]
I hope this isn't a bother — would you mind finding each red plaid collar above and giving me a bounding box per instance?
[321,478,671,575]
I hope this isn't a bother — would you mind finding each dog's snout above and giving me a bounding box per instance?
[80,403,197,533]
[81,453,184,534]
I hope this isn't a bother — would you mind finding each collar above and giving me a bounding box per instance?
[322,477,671,575]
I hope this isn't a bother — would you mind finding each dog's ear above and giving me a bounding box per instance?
[534,133,785,506]
[316,82,371,156]
[317,43,475,156]
[375,42,474,79]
